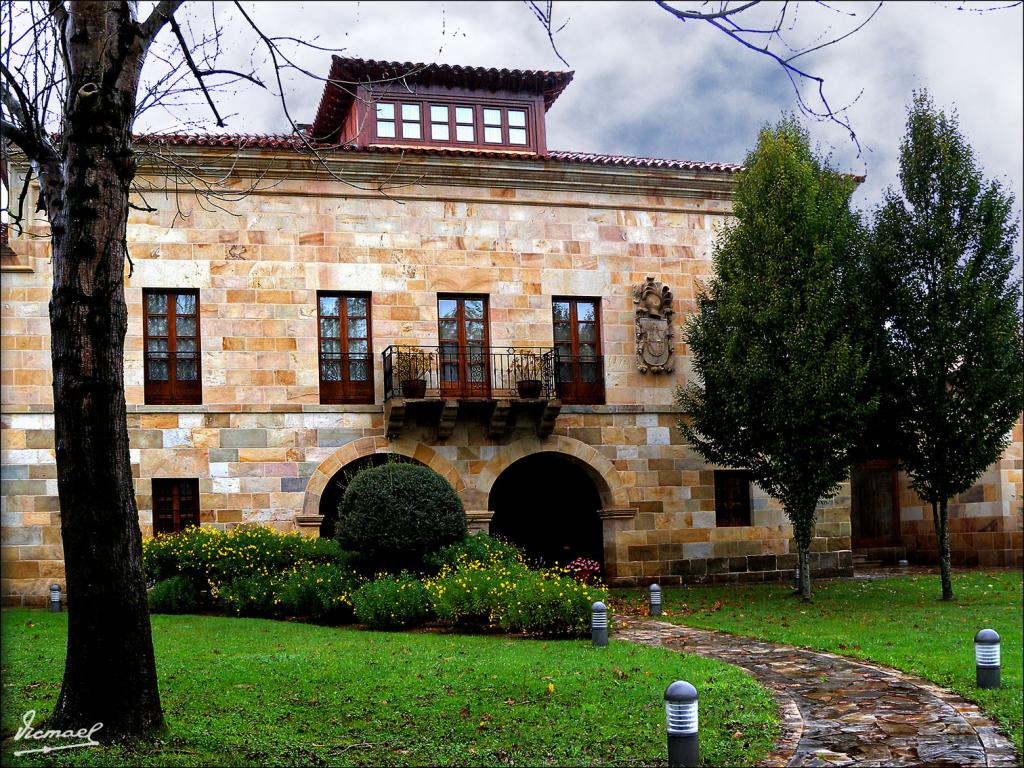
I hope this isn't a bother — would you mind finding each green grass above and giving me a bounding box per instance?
[1,610,778,767]
[612,570,1023,755]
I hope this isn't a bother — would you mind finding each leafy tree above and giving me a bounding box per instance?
[869,92,1023,601]
[677,117,874,601]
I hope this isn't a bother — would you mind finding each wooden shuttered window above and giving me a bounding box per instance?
[152,478,200,535]
[714,470,752,527]
[318,292,374,404]
[143,289,202,405]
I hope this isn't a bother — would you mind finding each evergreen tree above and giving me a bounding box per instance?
[677,118,875,601]
[870,92,1023,601]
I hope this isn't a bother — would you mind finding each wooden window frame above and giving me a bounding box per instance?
[317,291,374,405]
[365,93,539,152]
[552,297,605,405]
[714,470,752,528]
[143,288,202,405]
[437,294,490,399]
[152,478,200,535]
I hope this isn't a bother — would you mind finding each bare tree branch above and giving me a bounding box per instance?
[167,12,226,126]
[138,0,183,47]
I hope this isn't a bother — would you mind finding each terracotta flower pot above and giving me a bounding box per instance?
[401,378,427,399]
[517,379,542,398]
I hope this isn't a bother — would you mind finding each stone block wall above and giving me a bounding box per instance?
[2,153,1018,603]
[898,417,1024,567]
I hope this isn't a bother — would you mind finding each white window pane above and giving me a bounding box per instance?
[483,126,502,143]
[377,120,395,138]
[430,105,448,122]
[455,107,474,124]
[401,103,420,121]
[508,128,527,145]
[431,123,450,141]
[483,108,502,126]
[376,103,394,119]
[146,294,167,314]
[456,124,475,142]
[403,122,421,139]
[319,296,339,316]
[508,110,526,127]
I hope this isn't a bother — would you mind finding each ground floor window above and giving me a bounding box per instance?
[714,470,751,527]
[152,478,200,535]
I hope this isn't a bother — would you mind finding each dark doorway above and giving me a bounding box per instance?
[318,453,423,538]
[488,452,604,569]
[850,460,901,548]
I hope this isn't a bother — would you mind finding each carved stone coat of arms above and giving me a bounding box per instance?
[633,276,674,374]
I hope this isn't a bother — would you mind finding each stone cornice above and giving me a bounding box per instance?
[129,145,738,201]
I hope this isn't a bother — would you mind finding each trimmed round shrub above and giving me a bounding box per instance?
[424,532,525,573]
[351,574,432,630]
[148,575,201,614]
[337,463,466,573]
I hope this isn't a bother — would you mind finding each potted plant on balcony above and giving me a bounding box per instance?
[510,350,544,399]
[395,348,431,399]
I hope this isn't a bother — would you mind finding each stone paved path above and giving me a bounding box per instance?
[615,617,1020,767]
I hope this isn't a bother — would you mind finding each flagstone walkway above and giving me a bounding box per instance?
[614,617,1019,767]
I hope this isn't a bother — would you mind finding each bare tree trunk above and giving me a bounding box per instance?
[46,2,163,738]
[936,499,954,601]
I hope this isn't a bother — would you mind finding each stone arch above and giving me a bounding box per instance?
[301,436,466,518]
[476,434,630,510]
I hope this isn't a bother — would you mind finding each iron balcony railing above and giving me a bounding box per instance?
[382,345,605,403]
[383,345,559,401]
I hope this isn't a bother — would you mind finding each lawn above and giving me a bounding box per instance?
[0,609,778,767]
[612,570,1023,755]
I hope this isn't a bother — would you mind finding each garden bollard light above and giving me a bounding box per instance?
[974,629,1000,689]
[665,680,698,768]
[591,601,608,647]
[793,566,801,590]
[898,559,909,567]
[649,583,662,616]
[49,584,61,613]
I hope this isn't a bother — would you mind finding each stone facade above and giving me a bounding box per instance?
[2,147,1020,605]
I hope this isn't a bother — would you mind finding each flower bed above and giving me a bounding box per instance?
[145,528,606,638]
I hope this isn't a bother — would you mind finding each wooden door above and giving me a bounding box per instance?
[438,295,490,398]
[552,298,604,404]
[850,461,901,547]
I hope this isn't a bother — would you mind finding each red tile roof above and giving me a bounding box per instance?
[136,132,744,174]
[310,57,575,142]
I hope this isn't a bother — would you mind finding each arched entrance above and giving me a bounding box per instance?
[488,452,604,569]
[317,454,423,538]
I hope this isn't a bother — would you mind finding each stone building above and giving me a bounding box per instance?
[2,57,1021,605]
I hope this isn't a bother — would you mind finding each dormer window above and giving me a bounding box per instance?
[455,107,474,142]
[430,105,450,141]
[401,104,421,138]
[369,98,538,151]
[311,58,574,153]
[375,103,396,138]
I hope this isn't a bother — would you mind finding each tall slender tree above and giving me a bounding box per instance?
[677,118,875,601]
[869,92,1023,601]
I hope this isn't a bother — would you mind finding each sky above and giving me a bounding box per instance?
[3,1,1021,241]
[141,0,1024,226]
